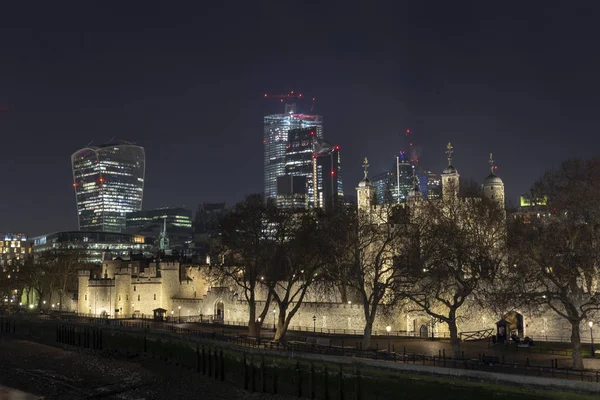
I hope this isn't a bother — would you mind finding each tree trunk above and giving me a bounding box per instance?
[448,320,461,359]
[59,291,64,311]
[248,304,257,337]
[362,317,374,350]
[339,284,348,304]
[36,291,43,310]
[570,320,584,370]
[274,311,287,341]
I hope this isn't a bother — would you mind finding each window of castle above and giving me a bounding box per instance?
[154,294,156,300]
[138,295,140,301]
[118,295,121,301]
[134,286,136,291]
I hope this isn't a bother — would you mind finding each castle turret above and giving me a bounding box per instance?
[356,157,376,210]
[483,153,505,207]
[441,142,460,200]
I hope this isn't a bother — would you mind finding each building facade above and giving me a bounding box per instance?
[32,231,153,265]
[72,141,145,232]
[125,207,193,252]
[264,106,323,201]
[313,142,343,211]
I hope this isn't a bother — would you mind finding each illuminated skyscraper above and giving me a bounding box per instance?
[264,104,323,200]
[313,139,343,211]
[72,141,145,232]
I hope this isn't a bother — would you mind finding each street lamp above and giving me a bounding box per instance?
[312,315,316,334]
[178,305,181,323]
[272,309,276,332]
[386,326,391,354]
[257,317,262,344]
[589,321,594,357]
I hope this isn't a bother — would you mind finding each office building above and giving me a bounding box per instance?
[371,155,415,204]
[125,207,193,252]
[0,233,31,272]
[313,140,343,211]
[264,104,323,200]
[276,175,308,210]
[282,127,317,208]
[425,171,442,200]
[72,141,145,232]
[32,231,153,265]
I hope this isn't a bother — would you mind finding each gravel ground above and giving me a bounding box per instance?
[0,337,297,399]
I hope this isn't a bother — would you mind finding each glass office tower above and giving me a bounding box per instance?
[263,105,323,201]
[72,142,145,232]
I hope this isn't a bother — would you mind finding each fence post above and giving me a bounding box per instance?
[310,363,315,399]
[296,361,301,397]
[196,343,200,373]
[220,350,224,382]
[339,364,344,400]
[355,365,361,400]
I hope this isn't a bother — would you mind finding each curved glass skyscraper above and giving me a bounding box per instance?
[71,142,145,232]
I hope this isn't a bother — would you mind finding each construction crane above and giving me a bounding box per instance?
[264,90,316,111]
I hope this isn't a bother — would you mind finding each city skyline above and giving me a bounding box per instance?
[1,2,600,235]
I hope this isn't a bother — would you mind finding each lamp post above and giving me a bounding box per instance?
[589,321,595,357]
[178,305,181,323]
[386,326,391,354]
[272,309,276,332]
[312,315,316,334]
[171,310,174,329]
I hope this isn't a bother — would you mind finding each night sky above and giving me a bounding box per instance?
[1,1,599,236]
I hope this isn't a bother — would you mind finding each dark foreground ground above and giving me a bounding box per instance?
[0,336,598,400]
[0,337,291,400]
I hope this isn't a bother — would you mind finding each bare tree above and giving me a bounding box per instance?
[264,211,327,341]
[398,194,506,358]
[210,194,286,337]
[325,202,409,349]
[510,159,600,369]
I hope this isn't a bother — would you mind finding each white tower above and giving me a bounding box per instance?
[356,157,375,210]
[441,142,460,200]
[483,153,505,207]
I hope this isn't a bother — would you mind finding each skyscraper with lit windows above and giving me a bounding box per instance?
[264,104,323,200]
[71,141,145,232]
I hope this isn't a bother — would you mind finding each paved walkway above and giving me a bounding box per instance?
[177,321,600,370]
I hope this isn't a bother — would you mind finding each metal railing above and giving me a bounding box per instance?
[3,315,599,386]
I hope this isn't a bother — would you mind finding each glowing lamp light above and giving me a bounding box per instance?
[590,321,594,328]
[386,326,391,333]
[178,305,181,310]
[72,183,77,187]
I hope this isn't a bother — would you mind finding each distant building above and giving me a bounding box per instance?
[194,202,228,250]
[264,105,323,201]
[0,233,31,272]
[276,175,308,210]
[32,231,153,265]
[284,127,317,208]
[0,233,31,305]
[424,171,441,200]
[313,141,343,211]
[370,155,415,204]
[125,207,193,252]
[71,141,145,233]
